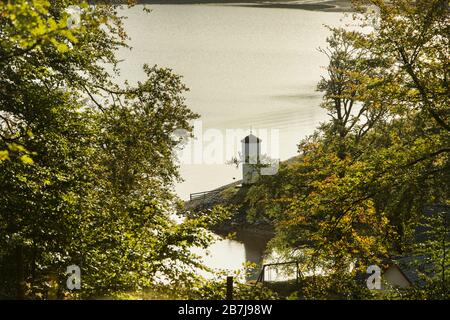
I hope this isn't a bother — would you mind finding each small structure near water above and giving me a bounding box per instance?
[241,133,262,185]
[188,133,265,202]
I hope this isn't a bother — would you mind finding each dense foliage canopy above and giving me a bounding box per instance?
[243,0,449,299]
[0,0,222,299]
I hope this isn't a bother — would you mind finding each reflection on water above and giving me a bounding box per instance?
[193,230,324,281]
[193,231,272,280]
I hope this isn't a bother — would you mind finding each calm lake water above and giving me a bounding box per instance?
[118,4,346,276]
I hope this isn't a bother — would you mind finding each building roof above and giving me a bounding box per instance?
[241,134,261,143]
[389,255,430,286]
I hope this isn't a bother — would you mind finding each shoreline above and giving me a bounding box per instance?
[212,223,275,239]
[137,0,353,12]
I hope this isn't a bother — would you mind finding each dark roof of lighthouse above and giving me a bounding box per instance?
[241,133,261,143]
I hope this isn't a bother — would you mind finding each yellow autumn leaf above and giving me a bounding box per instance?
[20,154,34,165]
[0,150,9,162]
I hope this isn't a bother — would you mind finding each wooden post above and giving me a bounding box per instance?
[226,276,233,300]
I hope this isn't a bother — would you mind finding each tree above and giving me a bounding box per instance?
[243,0,449,298]
[412,205,449,298]
[0,0,214,299]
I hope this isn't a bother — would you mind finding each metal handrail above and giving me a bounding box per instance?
[256,260,303,285]
[189,189,221,201]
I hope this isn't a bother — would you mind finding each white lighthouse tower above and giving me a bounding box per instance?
[241,133,261,185]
